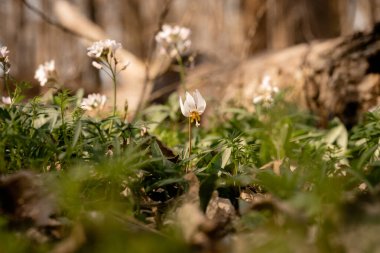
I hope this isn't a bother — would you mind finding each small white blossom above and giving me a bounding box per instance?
[253,75,279,106]
[87,39,121,59]
[81,93,107,111]
[369,104,380,113]
[140,126,147,137]
[92,61,103,70]
[179,89,206,127]
[155,24,191,58]
[0,46,9,62]
[1,96,11,105]
[0,46,10,75]
[34,60,56,87]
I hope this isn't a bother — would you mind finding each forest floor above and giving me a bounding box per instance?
[1,87,380,253]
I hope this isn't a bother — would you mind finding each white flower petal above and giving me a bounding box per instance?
[155,24,191,58]
[179,96,189,117]
[81,93,107,111]
[2,96,11,105]
[0,46,9,59]
[34,60,56,87]
[193,89,206,114]
[87,39,121,59]
[92,61,102,70]
[185,92,196,112]
[252,75,280,106]
[253,95,263,104]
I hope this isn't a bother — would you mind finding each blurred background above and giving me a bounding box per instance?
[0,0,380,95]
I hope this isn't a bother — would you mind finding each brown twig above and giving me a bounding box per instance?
[148,82,178,102]
[21,0,95,41]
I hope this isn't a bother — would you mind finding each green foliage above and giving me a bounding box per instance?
[1,85,380,253]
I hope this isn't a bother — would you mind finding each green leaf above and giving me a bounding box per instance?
[199,173,218,212]
[221,147,232,169]
[356,144,379,170]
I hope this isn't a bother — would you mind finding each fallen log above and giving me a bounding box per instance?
[186,25,380,127]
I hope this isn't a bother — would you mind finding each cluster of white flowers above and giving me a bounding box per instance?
[155,24,191,58]
[179,89,206,127]
[81,93,107,111]
[34,60,56,87]
[87,39,121,59]
[87,39,130,72]
[87,39,128,116]
[252,75,279,106]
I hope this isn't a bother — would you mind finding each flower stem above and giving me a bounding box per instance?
[187,117,192,173]
[112,73,117,117]
[2,65,11,103]
[105,56,118,118]
[108,72,117,136]
[104,56,118,135]
[175,52,187,91]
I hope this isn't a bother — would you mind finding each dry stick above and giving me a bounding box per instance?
[21,0,96,41]
[135,0,173,116]
[148,82,178,102]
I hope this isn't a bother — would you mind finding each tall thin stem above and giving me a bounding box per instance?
[102,56,118,135]
[60,102,65,127]
[104,56,118,118]
[2,65,11,103]
[187,117,192,173]
[108,71,117,135]
[175,50,187,91]
[112,72,117,117]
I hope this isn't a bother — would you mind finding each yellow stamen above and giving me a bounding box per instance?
[189,111,201,126]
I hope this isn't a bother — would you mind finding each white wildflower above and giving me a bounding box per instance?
[81,93,107,111]
[0,46,9,62]
[358,182,367,191]
[1,96,11,105]
[87,39,121,59]
[369,104,380,113]
[34,60,56,87]
[87,40,125,116]
[179,89,206,127]
[253,75,279,106]
[140,126,147,136]
[0,46,10,75]
[155,24,191,58]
